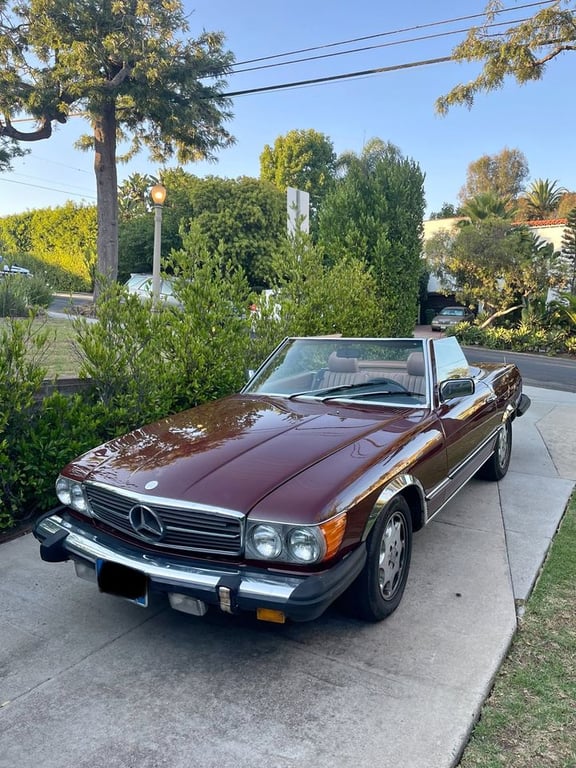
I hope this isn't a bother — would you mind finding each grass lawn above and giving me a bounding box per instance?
[459,493,576,768]
[40,317,82,377]
[1,316,81,378]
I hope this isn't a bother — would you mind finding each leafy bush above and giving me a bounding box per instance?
[448,321,574,355]
[0,317,49,529]
[74,228,255,435]
[0,277,28,316]
[0,273,53,317]
[15,392,106,516]
[0,203,96,290]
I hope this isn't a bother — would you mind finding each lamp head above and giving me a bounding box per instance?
[150,184,166,206]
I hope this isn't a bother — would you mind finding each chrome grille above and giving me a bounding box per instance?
[85,483,243,555]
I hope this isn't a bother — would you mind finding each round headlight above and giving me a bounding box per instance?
[250,525,282,559]
[56,476,72,506]
[70,482,89,513]
[287,527,322,563]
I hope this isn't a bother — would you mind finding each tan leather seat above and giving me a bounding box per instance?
[381,352,426,394]
[321,353,369,388]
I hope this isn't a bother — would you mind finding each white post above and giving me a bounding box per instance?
[150,184,166,307]
[287,187,310,235]
[152,203,163,306]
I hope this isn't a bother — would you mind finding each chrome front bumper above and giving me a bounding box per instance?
[34,510,366,622]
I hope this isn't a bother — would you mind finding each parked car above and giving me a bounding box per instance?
[34,336,530,624]
[0,263,32,277]
[431,306,474,332]
[124,273,178,306]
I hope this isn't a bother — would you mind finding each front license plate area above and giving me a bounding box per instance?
[96,559,148,607]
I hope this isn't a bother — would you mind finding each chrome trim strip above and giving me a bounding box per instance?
[442,425,501,484]
[423,426,501,517]
[361,474,426,541]
[36,515,301,601]
[84,481,245,520]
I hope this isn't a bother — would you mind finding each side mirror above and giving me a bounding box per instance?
[439,378,475,402]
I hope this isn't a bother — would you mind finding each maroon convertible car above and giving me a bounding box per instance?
[34,336,530,624]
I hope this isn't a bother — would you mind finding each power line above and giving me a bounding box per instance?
[230,16,535,75]
[223,55,453,98]
[9,169,94,194]
[0,176,96,200]
[232,1,556,67]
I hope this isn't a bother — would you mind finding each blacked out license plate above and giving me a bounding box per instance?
[96,559,148,607]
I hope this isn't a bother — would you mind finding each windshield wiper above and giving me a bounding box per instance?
[288,383,365,400]
[321,390,422,402]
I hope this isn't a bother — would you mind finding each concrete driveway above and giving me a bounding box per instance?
[1,386,574,768]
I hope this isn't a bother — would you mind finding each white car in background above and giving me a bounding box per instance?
[0,258,32,277]
[124,273,179,306]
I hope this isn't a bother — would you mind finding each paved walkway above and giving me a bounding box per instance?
[0,387,574,768]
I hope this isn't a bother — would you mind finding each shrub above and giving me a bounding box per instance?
[0,273,52,317]
[0,277,28,316]
[74,233,255,435]
[449,320,574,355]
[15,392,106,516]
[0,316,49,529]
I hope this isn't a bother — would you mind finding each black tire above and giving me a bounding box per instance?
[347,495,413,622]
[478,420,512,481]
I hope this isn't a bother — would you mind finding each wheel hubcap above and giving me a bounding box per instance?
[497,425,510,468]
[378,513,406,599]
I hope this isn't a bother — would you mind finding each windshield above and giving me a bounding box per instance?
[440,308,465,316]
[244,338,428,406]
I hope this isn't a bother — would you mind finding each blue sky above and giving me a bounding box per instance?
[1,0,573,218]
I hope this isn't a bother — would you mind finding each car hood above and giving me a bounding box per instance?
[65,395,424,515]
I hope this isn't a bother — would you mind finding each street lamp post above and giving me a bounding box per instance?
[150,184,167,306]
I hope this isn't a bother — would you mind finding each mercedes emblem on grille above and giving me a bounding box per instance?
[128,504,165,542]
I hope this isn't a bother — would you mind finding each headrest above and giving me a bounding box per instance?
[407,352,425,377]
[328,352,359,373]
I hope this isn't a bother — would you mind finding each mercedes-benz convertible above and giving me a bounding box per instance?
[34,335,530,624]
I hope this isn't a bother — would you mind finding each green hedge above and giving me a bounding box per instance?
[446,322,576,356]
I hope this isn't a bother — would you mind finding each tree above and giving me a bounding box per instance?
[560,207,576,293]
[436,1,576,114]
[259,129,337,221]
[0,137,26,172]
[459,148,529,203]
[426,220,557,325]
[0,0,234,296]
[317,139,426,335]
[525,178,565,220]
[117,173,159,221]
[247,229,388,366]
[429,202,459,219]
[182,175,286,288]
[558,192,576,218]
[459,192,513,222]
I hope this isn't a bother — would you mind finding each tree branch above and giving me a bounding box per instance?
[0,115,53,141]
[104,63,134,89]
[479,304,523,328]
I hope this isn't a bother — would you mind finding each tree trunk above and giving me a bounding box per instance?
[93,101,119,300]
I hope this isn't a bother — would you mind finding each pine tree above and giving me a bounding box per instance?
[561,208,576,294]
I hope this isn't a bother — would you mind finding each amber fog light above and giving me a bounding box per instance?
[250,525,282,559]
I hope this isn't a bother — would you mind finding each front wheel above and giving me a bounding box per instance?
[347,495,413,622]
[478,420,512,481]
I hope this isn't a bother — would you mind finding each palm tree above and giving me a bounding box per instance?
[459,192,513,223]
[525,178,565,220]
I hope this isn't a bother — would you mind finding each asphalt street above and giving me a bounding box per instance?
[1,386,574,768]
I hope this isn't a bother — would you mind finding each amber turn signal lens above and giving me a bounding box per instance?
[319,513,347,560]
[257,608,286,623]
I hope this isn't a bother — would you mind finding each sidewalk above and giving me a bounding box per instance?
[0,387,574,768]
